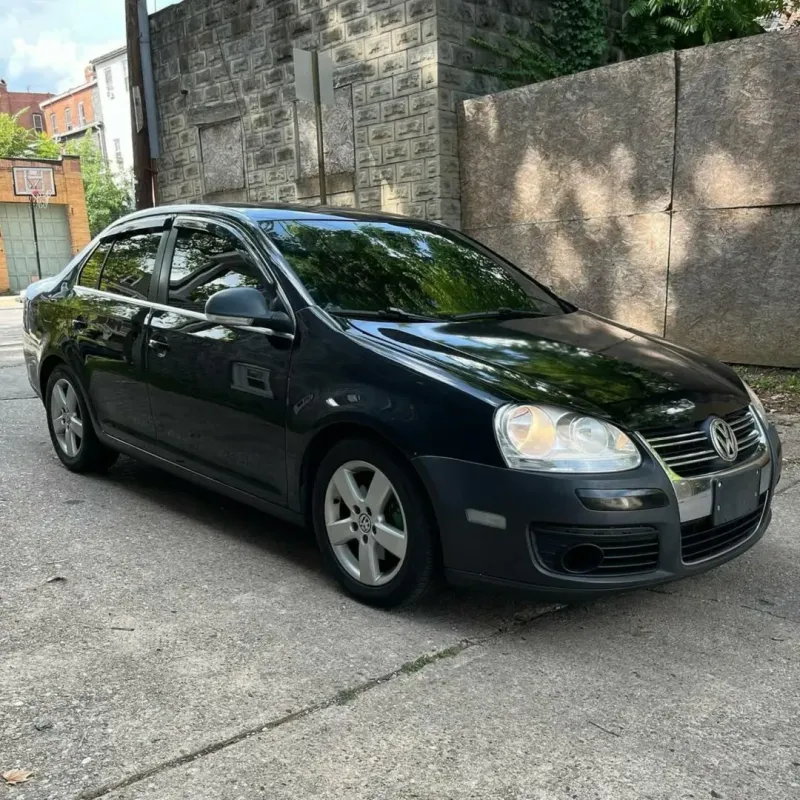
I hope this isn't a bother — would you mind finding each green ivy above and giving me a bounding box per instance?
[472,0,609,88]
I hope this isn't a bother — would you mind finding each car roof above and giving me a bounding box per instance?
[113,203,430,228]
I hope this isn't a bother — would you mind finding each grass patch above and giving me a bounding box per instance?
[399,644,465,675]
[733,365,800,414]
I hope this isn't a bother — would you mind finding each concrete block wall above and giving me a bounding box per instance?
[149,0,542,228]
[460,30,800,367]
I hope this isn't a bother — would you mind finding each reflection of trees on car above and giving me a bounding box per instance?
[264,221,558,316]
[100,233,162,300]
[169,228,266,312]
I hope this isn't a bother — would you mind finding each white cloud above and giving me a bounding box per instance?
[0,0,181,93]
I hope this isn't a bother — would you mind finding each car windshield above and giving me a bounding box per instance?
[259,219,565,319]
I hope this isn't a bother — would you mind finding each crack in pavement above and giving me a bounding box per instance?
[77,604,563,800]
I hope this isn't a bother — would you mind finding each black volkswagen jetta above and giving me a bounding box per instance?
[23,204,782,607]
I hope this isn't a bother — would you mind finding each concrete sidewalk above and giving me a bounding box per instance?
[1,357,798,800]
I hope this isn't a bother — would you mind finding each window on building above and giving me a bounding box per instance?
[113,138,123,165]
[104,67,114,97]
[167,227,272,314]
[99,231,163,300]
[32,113,43,133]
[65,107,72,130]
[78,102,86,126]
[123,61,129,92]
[49,113,57,133]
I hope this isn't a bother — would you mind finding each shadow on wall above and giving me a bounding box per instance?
[459,31,800,367]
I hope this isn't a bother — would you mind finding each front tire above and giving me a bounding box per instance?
[312,438,437,608]
[45,366,119,473]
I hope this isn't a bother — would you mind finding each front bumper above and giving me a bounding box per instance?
[413,416,781,600]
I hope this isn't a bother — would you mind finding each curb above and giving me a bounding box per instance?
[0,295,23,309]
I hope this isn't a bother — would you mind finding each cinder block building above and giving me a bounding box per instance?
[148,0,557,229]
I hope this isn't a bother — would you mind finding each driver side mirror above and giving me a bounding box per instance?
[205,287,293,334]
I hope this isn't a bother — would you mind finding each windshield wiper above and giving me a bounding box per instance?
[329,307,443,322]
[446,307,550,321]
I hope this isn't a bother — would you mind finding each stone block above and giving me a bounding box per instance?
[199,118,245,195]
[380,51,408,76]
[459,52,676,230]
[368,123,395,144]
[395,116,423,139]
[393,69,422,96]
[381,98,408,120]
[377,6,405,31]
[338,0,364,19]
[408,42,437,67]
[397,159,424,182]
[665,207,800,367]
[355,103,380,126]
[674,31,800,210]
[346,16,374,39]
[468,212,671,335]
[365,33,392,59]
[383,141,411,163]
[406,0,436,21]
[297,86,355,178]
[371,165,396,184]
[393,23,421,50]
[366,78,393,103]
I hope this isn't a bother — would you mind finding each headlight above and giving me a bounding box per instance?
[494,404,642,473]
[743,381,767,423]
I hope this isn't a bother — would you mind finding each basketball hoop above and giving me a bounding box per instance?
[13,166,56,208]
[30,188,52,209]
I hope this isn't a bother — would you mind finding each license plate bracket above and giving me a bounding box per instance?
[713,470,760,526]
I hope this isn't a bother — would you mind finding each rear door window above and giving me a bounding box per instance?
[167,226,274,313]
[78,242,112,289]
[99,231,163,300]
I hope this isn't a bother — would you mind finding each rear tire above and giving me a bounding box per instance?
[45,366,119,474]
[312,438,437,608]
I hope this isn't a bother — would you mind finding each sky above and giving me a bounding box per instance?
[0,0,182,95]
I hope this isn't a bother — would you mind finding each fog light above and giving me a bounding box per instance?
[576,489,668,512]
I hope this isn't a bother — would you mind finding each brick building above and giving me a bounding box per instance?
[0,157,91,293]
[0,80,53,134]
[40,68,103,148]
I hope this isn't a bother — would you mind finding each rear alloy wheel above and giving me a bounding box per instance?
[313,439,437,607]
[45,366,119,473]
[51,378,83,458]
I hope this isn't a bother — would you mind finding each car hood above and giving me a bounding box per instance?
[346,311,749,430]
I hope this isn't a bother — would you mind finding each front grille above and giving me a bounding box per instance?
[680,496,766,563]
[641,408,761,478]
[532,524,660,577]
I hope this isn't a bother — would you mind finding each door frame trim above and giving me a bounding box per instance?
[75,286,295,340]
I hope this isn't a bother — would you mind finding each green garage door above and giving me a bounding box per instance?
[0,202,73,292]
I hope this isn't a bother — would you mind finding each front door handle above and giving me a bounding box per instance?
[148,336,170,357]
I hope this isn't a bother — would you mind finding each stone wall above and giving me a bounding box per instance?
[148,0,547,229]
[459,30,800,367]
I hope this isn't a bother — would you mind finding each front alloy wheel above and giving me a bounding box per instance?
[312,438,437,607]
[50,378,84,457]
[324,460,408,586]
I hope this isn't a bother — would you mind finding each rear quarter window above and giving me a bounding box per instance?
[77,242,112,289]
[98,231,163,300]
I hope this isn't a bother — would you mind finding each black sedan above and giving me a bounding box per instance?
[22,204,782,607]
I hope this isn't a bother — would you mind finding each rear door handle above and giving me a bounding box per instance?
[148,335,170,357]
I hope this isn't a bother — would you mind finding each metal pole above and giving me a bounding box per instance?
[311,49,327,206]
[126,0,153,209]
[29,197,42,281]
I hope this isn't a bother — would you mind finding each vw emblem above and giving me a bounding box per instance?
[709,417,738,462]
[357,513,372,534]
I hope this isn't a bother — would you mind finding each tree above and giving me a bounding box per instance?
[64,133,132,237]
[0,111,61,160]
[471,0,609,88]
[621,0,792,56]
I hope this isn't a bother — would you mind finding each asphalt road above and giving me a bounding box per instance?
[1,303,799,800]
